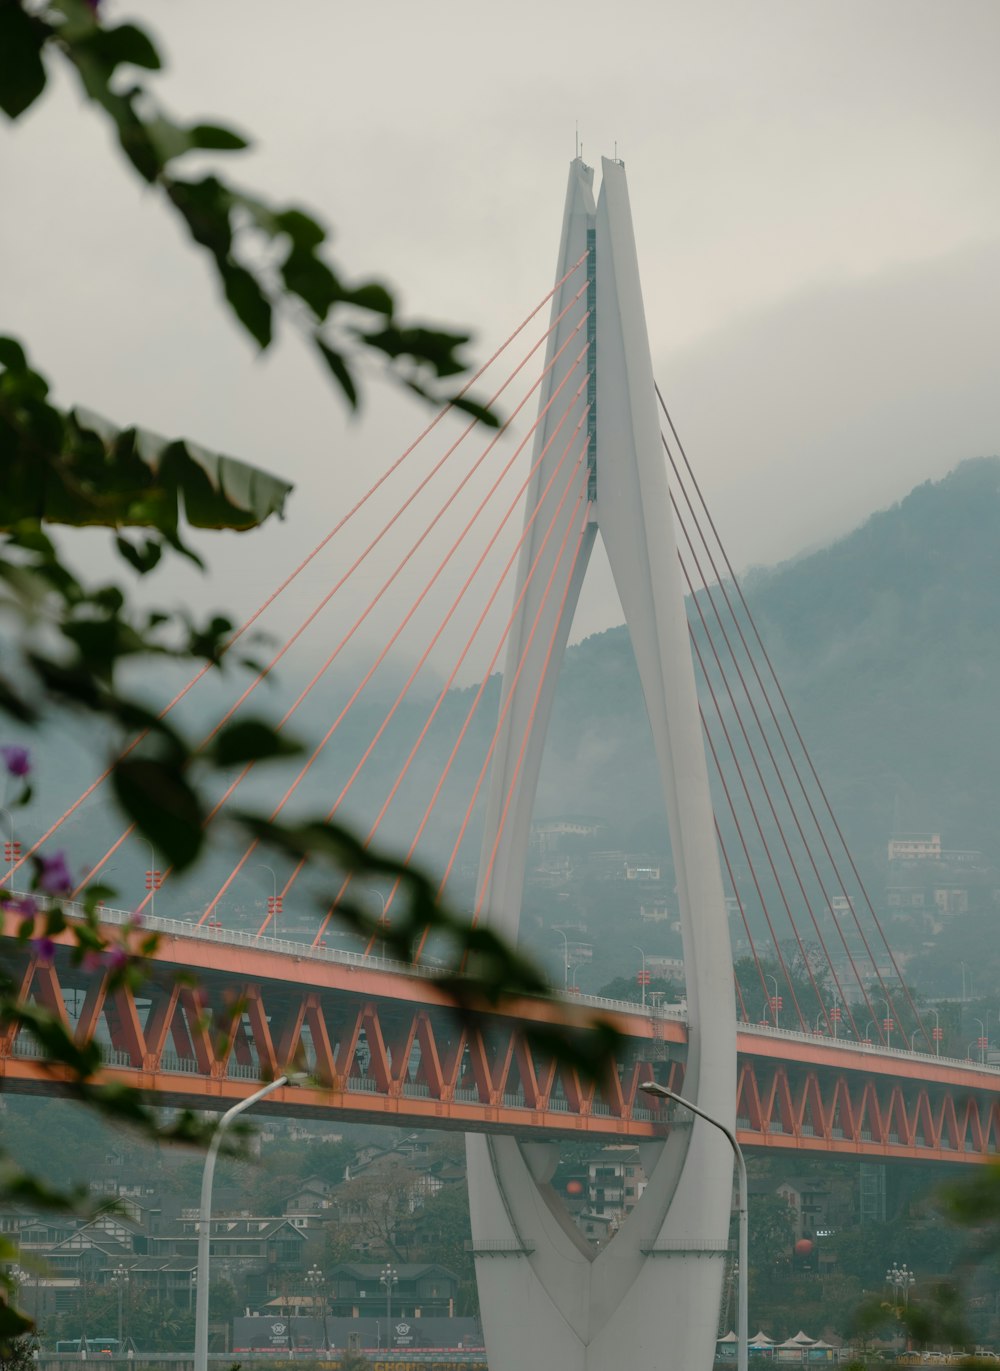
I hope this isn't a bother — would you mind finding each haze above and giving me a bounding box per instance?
[3,0,998,656]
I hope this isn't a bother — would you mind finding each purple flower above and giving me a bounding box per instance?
[2,895,37,923]
[128,910,144,929]
[104,947,129,973]
[31,936,56,965]
[35,851,73,896]
[1,746,30,779]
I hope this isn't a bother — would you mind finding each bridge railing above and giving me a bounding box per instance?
[13,891,1000,1078]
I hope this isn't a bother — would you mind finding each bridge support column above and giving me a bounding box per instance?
[468,157,737,1371]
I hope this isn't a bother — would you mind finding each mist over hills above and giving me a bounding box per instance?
[10,457,1000,959]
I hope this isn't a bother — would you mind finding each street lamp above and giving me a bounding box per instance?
[553,929,569,987]
[195,1075,308,1371]
[974,1018,988,1065]
[305,1263,324,1316]
[255,864,282,938]
[0,807,20,890]
[886,1262,915,1307]
[380,1264,398,1349]
[140,837,161,918]
[766,973,782,1028]
[881,999,894,1050]
[111,1264,129,1350]
[929,1008,942,1057]
[632,945,648,1009]
[641,1081,747,1371]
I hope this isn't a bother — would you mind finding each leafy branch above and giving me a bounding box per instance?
[0,0,497,426]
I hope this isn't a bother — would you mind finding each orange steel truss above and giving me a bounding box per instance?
[1,917,998,1162]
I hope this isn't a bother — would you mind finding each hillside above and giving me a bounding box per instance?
[9,457,1000,974]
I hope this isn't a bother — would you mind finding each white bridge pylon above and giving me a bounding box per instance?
[468,158,737,1371]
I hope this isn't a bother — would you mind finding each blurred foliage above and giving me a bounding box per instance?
[0,1,618,1347]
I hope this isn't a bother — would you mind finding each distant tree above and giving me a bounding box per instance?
[0,1334,36,1371]
[595,975,683,1005]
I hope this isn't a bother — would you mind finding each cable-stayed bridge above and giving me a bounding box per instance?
[3,157,997,1370]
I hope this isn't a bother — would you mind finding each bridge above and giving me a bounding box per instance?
[3,899,998,1162]
[3,157,997,1369]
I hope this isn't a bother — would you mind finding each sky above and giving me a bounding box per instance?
[3,0,1000,659]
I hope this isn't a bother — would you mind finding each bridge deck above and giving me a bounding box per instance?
[2,904,998,1162]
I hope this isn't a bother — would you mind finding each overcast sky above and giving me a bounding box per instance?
[4,0,999,658]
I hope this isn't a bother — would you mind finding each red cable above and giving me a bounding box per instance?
[4,259,589,893]
[304,414,591,943]
[198,340,593,924]
[444,483,590,921]
[406,462,591,962]
[73,283,592,902]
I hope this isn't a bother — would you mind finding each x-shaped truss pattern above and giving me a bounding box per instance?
[1,923,998,1160]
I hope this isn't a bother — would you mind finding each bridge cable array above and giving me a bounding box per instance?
[658,387,930,1051]
[9,239,930,1055]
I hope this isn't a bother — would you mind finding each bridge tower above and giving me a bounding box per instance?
[468,158,737,1371]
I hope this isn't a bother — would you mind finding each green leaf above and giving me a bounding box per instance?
[77,22,161,73]
[346,281,394,316]
[220,261,273,349]
[188,122,248,152]
[0,4,49,120]
[275,208,326,251]
[112,756,204,870]
[315,339,358,409]
[207,719,303,767]
[281,247,341,319]
[0,336,28,371]
[115,534,163,575]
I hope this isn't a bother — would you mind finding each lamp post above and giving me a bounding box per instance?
[553,929,569,988]
[112,1265,129,1350]
[641,1081,747,1371]
[255,864,282,938]
[370,890,388,959]
[305,1263,324,1339]
[0,806,20,890]
[886,1262,915,1307]
[195,1075,306,1371]
[766,973,781,1028]
[974,1018,988,1065]
[929,1008,942,1056]
[380,1264,398,1350]
[632,945,648,1008]
[141,838,161,918]
[881,999,894,1050]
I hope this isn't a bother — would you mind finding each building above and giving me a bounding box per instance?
[888,834,942,862]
